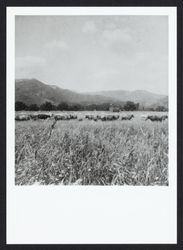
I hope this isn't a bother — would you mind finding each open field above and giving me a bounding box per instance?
[15,111,168,185]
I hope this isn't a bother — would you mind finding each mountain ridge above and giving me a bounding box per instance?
[15,78,117,106]
[15,78,168,109]
[84,89,167,106]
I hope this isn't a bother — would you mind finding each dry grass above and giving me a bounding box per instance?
[15,114,168,185]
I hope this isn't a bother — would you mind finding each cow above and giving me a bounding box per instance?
[63,114,69,120]
[121,114,134,120]
[140,114,147,120]
[37,114,51,120]
[86,115,95,120]
[54,114,72,120]
[93,117,98,121]
[54,114,64,120]
[113,114,120,120]
[106,115,114,121]
[29,114,39,120]
[95,114,120,121]
[85,115,90,119]
[100,115,107,121]
[15,114,30,121]
[162,115,168,120]
[78,117,83,121]
[85,114,120,121]
[145,115,166,122]
[70,114,77,119]
[96,115,101,120]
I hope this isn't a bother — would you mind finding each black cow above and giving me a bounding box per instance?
[38,114,51,120]
[70,114,77,119]
[162,115,168,120]
[146,115,166,122]
[30,114,39,120]
[121,114,134,120]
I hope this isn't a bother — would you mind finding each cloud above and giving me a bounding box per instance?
[90,69,120,80]
[98,28,135,57]
[45,40,69,50]
[15,56,46,79]
[82,21,97,34]
[102,28,131,45]
[16,56,46,69]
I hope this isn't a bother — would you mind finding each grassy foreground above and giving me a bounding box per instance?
[15,119,168,185]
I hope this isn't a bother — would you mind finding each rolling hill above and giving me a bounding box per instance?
[15,79,116,106]
[86,90,168,107]
[15,78,168,109]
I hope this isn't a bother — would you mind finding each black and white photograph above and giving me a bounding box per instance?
[6,6,177,244]
[15,14,169,186]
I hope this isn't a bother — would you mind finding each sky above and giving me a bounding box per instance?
[15,15,168,95]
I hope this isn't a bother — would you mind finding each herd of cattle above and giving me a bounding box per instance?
[15,113,168,122]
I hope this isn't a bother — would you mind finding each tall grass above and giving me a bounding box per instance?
[15,119,168,185]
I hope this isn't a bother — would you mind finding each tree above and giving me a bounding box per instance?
[28,104,39,111]
[40,102,54,111]
[124,101,137,111]
[57,102,69,111]
[135,103,140,111]
[97,103,110,111]
[156,106,166,112]
[15,101,28,111]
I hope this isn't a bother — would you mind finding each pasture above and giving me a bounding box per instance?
[15,111,168,185]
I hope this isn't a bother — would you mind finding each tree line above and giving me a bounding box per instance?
[15,101,167,112]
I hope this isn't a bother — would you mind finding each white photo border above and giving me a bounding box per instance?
[7,7,177,244]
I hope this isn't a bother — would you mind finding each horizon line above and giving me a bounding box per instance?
[15,78,168,96]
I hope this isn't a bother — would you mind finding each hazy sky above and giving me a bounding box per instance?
[15,15,168,94]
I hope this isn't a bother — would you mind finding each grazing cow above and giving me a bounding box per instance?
[15,114,30,121]
[50,113,56,120]
[38,114,51,120]
[85,115,91,120]
[87,115,98,121]
[30,114,39,120]
[64,114,70,120]
[100,115,107,121]
[96,115,101,120]
[70,114,77,119]
[86,115,95,120]
[91,115,95,120]
[121,114,134,120]
[140,114,147,120]
[78,117,83,121]
[113,114,120,120]
[54,114,64,120]
[86,114,120,121]
[54,114,71,120]
[162,115,168,120]
[106,115,114,121]
[145,115,166,122]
